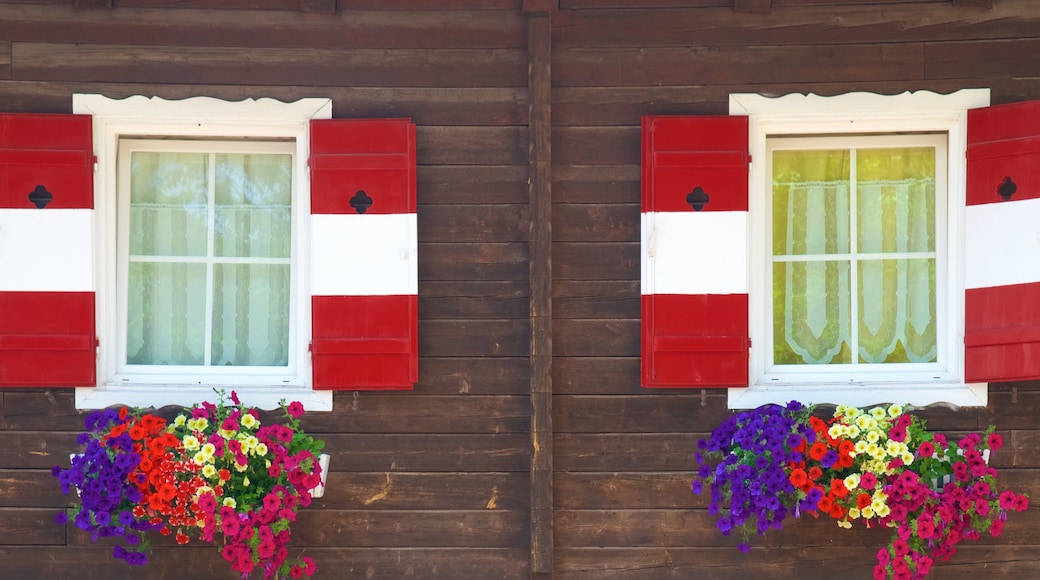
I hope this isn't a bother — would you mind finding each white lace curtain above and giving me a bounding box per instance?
[126,151,292,367]
[772,147,937,365]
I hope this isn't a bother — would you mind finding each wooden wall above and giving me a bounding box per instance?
[0,0,1038,579]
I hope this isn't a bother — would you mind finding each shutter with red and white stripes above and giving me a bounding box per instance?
[965,99,1040,383]
[0,114,95,387]
[641,116,750,388]
[309,119,418,389]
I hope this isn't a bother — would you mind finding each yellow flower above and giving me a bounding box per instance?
[870,406,888,420]
[173,415,186,427]
[254,443,268,457]
[202,464,217,478]
[828,425,844,439]
[193,451,210,465]
[854,440,870,454]
[835,405,848,416]
[848,508,861,520]
[243,436,259,450]
[241,414,258,429]
[846,425,861,439]
[855,415,874,430]
[183,435,200,451]
[837,520,852,529]
[871,496,888,513]
[845,406,863,419]
[235,461,248,472]
[901,451,915,465]
[887,404,904,418]
[201,443,216,457]
[194,418,209,431]
[886,441,903,457]
[875,504,891,518]
[861,506,875,519]
[242,476,250,487]
[220,429,236,439]
[843,474,860,491]
[223,497,236,508]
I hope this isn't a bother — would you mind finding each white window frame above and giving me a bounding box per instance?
[73,94,333,411]
[729,89,990,409]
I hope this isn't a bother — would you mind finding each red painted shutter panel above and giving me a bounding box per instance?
[641,116,750,388]
[965,99,1040,383]
[309,118,417,389]
[0,114,95,387]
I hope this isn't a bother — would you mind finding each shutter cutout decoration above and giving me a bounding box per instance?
[641,116,750,388]
[0,114,95,387]
[965,99,1040,383]
[309,119,418,389]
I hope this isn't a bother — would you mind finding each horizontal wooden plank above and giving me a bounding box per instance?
[555,433,699,471]
[555,126,639,166]
[554,163,638,205]
[554,319,638,357]
[0,431,80,469]
[555,394,736,433]
[553,356,642,395]
[0,5,526,49]
[314,471,528,510]
[554,545,1040,579]
[554,2,1037,48]
[554,202,638,242]
[419,165,529,204]
[420,319,530,357]
[300,394,528,434]
[420,281,529,319]
[0,546,528,579]
[555,44,923,88]
[417,356,530,395]
[554,506,1038,549]
[553,241,638,281]
[418,242,529,281]
[553,281,640,319]
[11,43,527,88]
[555,472,700,510]
[0,508,65,545]
[419,203,528,243]
[322,433,530,472]
[0,469,67,508]
[418,126,527,165]
[926,38,1040,80]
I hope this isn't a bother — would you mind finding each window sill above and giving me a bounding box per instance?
[75,385,333,412]
[727,381,987,410]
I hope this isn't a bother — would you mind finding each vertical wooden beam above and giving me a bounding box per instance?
[525,3,554,578]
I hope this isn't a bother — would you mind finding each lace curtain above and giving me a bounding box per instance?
[772,147,937,365]
[126,151,292,367]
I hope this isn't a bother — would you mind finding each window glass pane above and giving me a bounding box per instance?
[129,152,209,256]
[773,261,851,365]
[127,262,207,365]
[857,148,935,255]
[214,154,292,258]
[772,149,850,256]
[858,258,936,364]
[212,263,291,367]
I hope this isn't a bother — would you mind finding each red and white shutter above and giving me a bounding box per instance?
[0,114,95,387]
[309,119,418,390]
[641,116,749,388]
[965,99,1040,383]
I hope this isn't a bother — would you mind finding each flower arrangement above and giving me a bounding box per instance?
[694,402,1029,579]
[53,391,325,580]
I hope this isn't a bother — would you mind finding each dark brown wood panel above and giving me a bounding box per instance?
[553,202,638,242]
[299,394,529,434]
[418,203,528,243]
[11,43,528,88]
[0,546,528,580]
[554,2,1037,48]
[554,163,638,203]
[554,318,638,357]
[555,394,735,433]
[555,472,701,509]
[419,165,529,204]
[0,508,65,545]
[555,44,925,88]
[418,127,527,165]
[553,280,639,319]
[554,127,638,166]
[417,356,530,395]
[555,433,699,471]
[0,5,527,49]
[316,471,528,510]
[926,38,1040,80]
[418,242,529,281]
[323,433,530,472]
[420,319,530,357]
[0,432,80,469]
[0,470,66,508]
[553,356,642,395]
[0,41,8,80]
[554,242,638,281]
[420,281,529,319]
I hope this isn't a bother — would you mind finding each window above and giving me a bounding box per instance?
[1,97,418,404]
[639,89,1027,409]
[118,140,296,376]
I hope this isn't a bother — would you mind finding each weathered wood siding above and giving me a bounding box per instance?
[0,0,1038,579]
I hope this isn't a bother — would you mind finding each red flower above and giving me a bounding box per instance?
[789,468,808,488]
[809,442,828,461]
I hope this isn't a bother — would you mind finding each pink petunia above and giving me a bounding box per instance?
[917,441,935,458]
[287,401,305,419]
[988,432,1004,451]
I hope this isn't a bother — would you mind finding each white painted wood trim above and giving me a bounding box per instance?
[965,198,1040,289]
[311,213,418,296]
[641,210,748,296]
[0,209,93,291]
